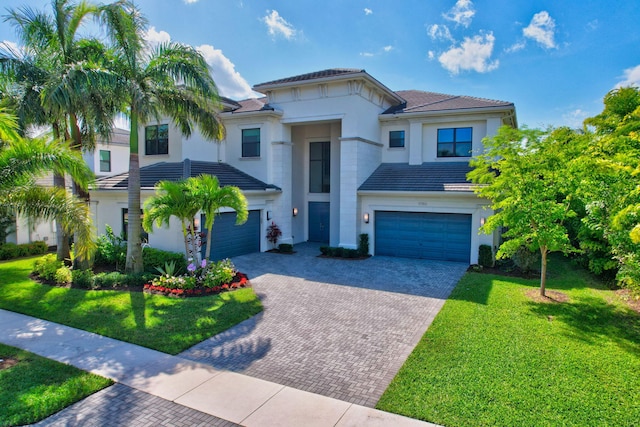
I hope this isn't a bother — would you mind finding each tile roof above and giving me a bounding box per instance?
[384,90,513,114]
[94,159,280,192]
[254,68,364,88]
[358,162,474,192]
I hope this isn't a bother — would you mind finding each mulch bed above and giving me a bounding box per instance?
[615,289,640,313]
[525,289,570,304]
[468,265,540,279]
[0,357,19,371]
[143,272,251,298]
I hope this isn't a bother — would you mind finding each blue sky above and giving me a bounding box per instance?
[1,0,639,128]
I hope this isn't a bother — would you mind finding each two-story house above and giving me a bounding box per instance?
[91,68,516,264]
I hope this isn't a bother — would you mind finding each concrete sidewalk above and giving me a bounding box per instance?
[1,309,438,427]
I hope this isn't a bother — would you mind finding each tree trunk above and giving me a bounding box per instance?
[540,246,548,297]
[205,218,212,261]
[69,114,90,269]
[51,124,70,262]
[125,113,143,273]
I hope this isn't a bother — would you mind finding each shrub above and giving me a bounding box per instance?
[319,246,330,256]
[72,269,94,289]
[143,248,186,274]
[202,259,236,288]
[266,222,282,247]
[0,243,19,260]
[94,225,126,269]
[121,272,155,287]
[28,241,48,255]
[152,274,196,290]
[93,271,128,288]
[33,254,63,281]
[344,248,360,258]
[358,234,370,256]
[511,247,540,273]
[278,243,293,253]
[54,266,72,285]
[479,245,495,268]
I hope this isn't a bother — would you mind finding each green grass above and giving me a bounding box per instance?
[377,256,640,426]
[0,343,112,426]
[0,257,263,355]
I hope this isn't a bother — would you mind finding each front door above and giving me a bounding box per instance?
[308,202,330,243]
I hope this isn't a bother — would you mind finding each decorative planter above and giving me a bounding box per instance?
[143,272,250,298]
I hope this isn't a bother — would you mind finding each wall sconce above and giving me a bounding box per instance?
[267,211,272,221]
[480,217,486,226]
[193,216,201,230]
[292,207,298,217]
[363,212,370,224]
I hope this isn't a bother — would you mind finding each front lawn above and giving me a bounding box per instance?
[0,257,263,355]
[377,257,640,426]
[0,343,112,426]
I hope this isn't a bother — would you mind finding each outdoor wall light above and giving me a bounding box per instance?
[267,210,272,220]
[193,216,201,230]
[480,217,486,226]
[293,207,298,217]
[363,212,370,223]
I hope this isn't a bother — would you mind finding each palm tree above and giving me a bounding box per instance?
[189,174,247,261]
[100,1,224,273]
[142,179,200,261]
[0,110,96,261]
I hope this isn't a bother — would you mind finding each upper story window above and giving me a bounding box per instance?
[309,141,330,193]
[242,128,260,157]
[437,127,472,157]
[99,150,111,172]
[389,130,405,148]
[145,124,168,155]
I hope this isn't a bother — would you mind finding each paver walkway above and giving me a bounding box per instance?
[1,309,438,427]
[180,244,468,407]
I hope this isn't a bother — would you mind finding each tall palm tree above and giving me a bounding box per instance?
[189,174,247,261]
[142,179,201,261]
[0,110,96,261]
[100,1,224,273]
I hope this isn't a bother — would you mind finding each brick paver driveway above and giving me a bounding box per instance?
[179,243,468,408]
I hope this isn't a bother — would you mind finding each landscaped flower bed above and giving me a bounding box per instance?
[143,258,251,297]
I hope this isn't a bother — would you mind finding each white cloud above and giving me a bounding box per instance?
[523,11,556,49]
[360,52,374,57]
[262,10,297,40]
[505,41,526,53]
[437,32,499,74]
[427,24,453,42]
[615,64,640,88]
[428,51,436,60]
[364,8,373,15]
[562,109,590,129]
[197,44,257,99]
[383,45,393,52]
[184,0,199,3]
[443,0,475,28]
[145,26,171,46]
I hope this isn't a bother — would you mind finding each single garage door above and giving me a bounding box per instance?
[375,211,471,262]
[201,210,260,260]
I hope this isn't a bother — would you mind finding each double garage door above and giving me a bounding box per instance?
[375,211,471,263]
[201,210,260,260]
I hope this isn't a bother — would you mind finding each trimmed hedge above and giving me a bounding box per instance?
[0,241,48,260]
[319,246,362,259]
[142,248,187,274]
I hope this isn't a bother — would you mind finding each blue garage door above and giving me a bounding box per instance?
[201,210,260,261]
[375,211,471,262]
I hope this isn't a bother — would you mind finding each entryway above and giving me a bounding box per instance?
[308,201,330,243]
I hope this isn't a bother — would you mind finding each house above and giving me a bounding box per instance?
[91,68,516,264]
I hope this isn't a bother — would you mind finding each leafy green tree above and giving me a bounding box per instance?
[0,110,95,260]
[469,126,578,296]
[188,174,247,261]
[100,0,224,273]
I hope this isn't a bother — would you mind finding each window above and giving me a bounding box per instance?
[242,128,260,157]
[389,130,405,148]
[99,150,111,172]
[309,141,330,193]
[122,209,148,242]
[145,124,168,155]
[437,127,472,157]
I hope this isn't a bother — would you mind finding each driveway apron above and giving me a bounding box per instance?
[180,243,467,408]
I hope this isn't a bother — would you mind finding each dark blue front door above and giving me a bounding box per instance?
[308,202,330,243]
[201,210,260,260]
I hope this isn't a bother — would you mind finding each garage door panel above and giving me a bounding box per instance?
[375,211,471,262]
[202,210,260,261]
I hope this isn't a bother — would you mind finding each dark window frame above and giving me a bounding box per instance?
[389,130,405,148]
[145,124,169,155]
[242,128,261,158]
[309,141,331,193]
[99,149,111,172]
[437,127,473,157]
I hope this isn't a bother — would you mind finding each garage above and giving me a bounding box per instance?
[375,211,471,262]
[201,210,261,260]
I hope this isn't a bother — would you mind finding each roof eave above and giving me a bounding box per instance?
[379,105,516,122]
[357,189,478,196]
[219,109,283,119]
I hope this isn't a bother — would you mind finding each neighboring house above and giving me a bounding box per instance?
[5,128,130,246]
[91,68,517,264]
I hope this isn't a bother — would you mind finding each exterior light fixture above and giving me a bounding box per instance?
[480,217,486,226]
[193,216,201,230]
[293,207,298,217]
[363,212,370,223]
[267,211,272,220]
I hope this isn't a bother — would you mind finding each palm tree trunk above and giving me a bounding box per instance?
[126,112,143,273]
[69,113,90,269]
[52,123,70,262]
[205,218,213,261]
[540,246,548,297]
